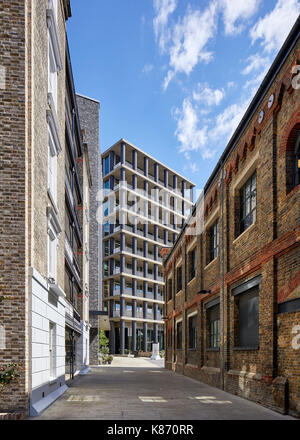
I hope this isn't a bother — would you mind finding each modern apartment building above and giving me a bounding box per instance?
[101,140,195,355]
[0,0,96,417]
[162,17,300,417]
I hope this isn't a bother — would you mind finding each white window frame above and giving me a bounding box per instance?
[48,139,57,205]
[49,321,56,379]
[47,207,62,282]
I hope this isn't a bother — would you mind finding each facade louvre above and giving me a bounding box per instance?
[101,140,195,354]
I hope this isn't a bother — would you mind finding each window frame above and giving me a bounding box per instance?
[208,220,219,263]
[176,321,182,349]
[207,304,220,349]
[188,248,196,282]
[176,265,182,293]
[188,314,197,349]
[293,131,300,188]
[239,171,257,235]
[167,278,173,301]
[235,286,259,349]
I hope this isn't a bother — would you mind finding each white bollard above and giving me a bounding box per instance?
[151,343,161,360]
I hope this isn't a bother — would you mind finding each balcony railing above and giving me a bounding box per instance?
[113,310,120,317]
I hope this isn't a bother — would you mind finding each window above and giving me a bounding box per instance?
[208,304,220,348]
[103,280,109,298]
[188,248,196,281]
[104,240,109,257]
[167,330,172,348]
[208,220,219,263]
[239,172,257,234]
[176,266,182,293]
[103,156,110,176]
[188,315,197,349]
[293,132,300,188]
[167,278,172,301]
[48,38,57,109]
[236,287,259,348]
[49,322,56,379]
[103,200,109,217]
[103,261,109,278]
[48,142,57,203]
[104,179,110,191]
[176,321,182,349]
[104,222,110,236]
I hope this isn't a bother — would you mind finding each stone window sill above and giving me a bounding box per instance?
[233,346,259,351]
[206,347,220,352]
[233,221,256,244]
[204,257,218,270]
[187,277,196,286]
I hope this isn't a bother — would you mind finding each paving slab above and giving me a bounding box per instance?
[30,358,295,420]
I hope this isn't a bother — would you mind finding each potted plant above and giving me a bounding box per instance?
[99,330,110,365]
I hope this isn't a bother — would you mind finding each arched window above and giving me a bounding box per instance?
[294,131,300,188]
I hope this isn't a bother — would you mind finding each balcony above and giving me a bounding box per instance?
[113,310,120,317]
[112,289,121,296]
[136,290,144,298]
[136,311,144,318]
[124,310,133,317]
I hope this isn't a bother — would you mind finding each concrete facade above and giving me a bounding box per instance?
[101,140,195,355]
[163,17,300,418]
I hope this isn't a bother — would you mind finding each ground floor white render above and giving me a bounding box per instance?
[29,268,90,416]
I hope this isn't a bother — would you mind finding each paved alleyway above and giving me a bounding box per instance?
[31,358,294,420]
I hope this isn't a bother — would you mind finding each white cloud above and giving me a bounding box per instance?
[174,98,212,159]
[142,64,154,74]
[219,0,261,35]
[250,0,300,53]
[210,99,251,142]
[193,83,225,106]
[153,0,178,52]
[184,162,199,174]
[163,2,218,89]
[242,53,270,75]
[174,94,251,162]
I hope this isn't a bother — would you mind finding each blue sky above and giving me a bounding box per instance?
[67,0,300,193]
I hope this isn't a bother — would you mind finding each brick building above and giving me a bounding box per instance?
[162,16,300,417]
[76,93,102,365]
[0,0,97,416]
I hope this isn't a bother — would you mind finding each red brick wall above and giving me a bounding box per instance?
[164,35,300,417]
